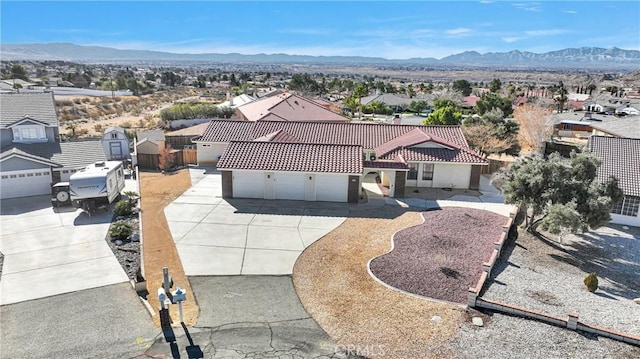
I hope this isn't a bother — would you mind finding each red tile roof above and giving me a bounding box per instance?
[382,147,487,164]
[217,141,363,174]
[195,120,471,149]
[236,93,349,122]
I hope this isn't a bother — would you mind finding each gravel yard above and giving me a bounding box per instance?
[450,311,640,359]
[481,224,640,337]
[104,212,141,281]
[370,207,506,303]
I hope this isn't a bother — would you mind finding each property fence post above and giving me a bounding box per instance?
[567,312,579,330]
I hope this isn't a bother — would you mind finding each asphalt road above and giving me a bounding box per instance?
[0,282,158,359]
[143,276,357,358]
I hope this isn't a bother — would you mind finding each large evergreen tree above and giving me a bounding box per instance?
[501,152,623,237]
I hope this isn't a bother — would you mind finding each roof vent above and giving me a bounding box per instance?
[95,161,106,167]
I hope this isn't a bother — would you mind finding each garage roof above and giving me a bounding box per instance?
[217,141,363,174]
[1,140,107,168]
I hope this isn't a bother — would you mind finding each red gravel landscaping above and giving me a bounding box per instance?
[369,207,506,304]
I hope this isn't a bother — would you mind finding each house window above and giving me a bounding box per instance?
[10,175,17,178]
[12,125,46,142]
[407,164,418,180]
[111,132,118,139]
[18,174,25,177]
[422,164,434,180]
[27,173,33,177]
[1,175,7,179]
[62,170,69,174]
[612,196,640,217]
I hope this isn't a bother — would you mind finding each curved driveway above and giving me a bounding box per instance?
[164,168,348,275]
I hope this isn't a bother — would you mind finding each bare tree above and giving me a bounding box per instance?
[463,123,517,155]
[513,103,553,153]
[158,144,175,172]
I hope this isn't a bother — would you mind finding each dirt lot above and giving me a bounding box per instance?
[139,169,198,327]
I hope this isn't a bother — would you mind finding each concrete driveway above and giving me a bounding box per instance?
[0,195,128,305]
[165,168,347,275]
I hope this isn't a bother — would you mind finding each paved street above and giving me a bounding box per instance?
[0,282,158,359]
[143,276,349,358]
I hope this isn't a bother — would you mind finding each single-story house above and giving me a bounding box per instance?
[194,120,487,203]
[235,92,350,123]
[360,93,416,112]
[588,136,640,227]
[591,117,640,139]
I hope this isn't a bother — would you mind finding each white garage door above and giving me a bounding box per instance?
[233,171,265,199]
[275,173,305,200]
[316,174,348,202]
[1,169,52,199]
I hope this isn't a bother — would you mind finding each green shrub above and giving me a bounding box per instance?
[109,221,133,241]
[114,199,133,216]
[584,272,598,292]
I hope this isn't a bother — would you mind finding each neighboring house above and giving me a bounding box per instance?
[588,136,640,227]
[217,93,255,109]
[615,105,639,116]
[165,123,209,149]
[0,92,107,199]
[462,95,480,109]
[235,92,350,122]
[591,117,640,139]
[195,120,487,203]
[360,93,415,112]
[549,112,613,139]
[101,126,131,160]
[136,129,166,155]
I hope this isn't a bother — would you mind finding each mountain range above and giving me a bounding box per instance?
[1,43,639,69]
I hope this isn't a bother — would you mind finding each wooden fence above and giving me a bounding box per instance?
[137,149,198,170]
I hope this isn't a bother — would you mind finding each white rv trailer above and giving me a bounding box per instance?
[69,161,126,211]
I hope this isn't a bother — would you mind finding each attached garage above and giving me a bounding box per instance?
[217,141,363,203]
[1,168,52,199]
[316,174,348,202]
[232,170,265,199]
[274,172,306,200]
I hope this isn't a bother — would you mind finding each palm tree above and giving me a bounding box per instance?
[65,122,78,138]
[352,83,369,119]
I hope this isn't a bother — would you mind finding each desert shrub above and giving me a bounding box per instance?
[109,221,133,241]
[114,199,134,216]
[584,272,598,292]
[121,121,132,128]
[94,123,104,132]
[76,128,89,136]
[73,98,82,104]
[82,97,91,103]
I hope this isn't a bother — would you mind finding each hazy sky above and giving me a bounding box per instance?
[2,1,638,59]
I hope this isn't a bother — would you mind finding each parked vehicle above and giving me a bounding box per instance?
[51,161,126,214]
[51,181,71,207]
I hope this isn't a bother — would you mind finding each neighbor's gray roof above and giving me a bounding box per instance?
[590,117,640,139]
[0,92,58,128]
[136,129,165,142]
[588,136,640,197]
[217,141,363,174]
[360,93,415,107]
[0,140,107,168]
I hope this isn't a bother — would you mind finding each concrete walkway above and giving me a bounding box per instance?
[165,167,347,276]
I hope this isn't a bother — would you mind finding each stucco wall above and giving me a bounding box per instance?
[197,142,228,164]
[432,163,472,189]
